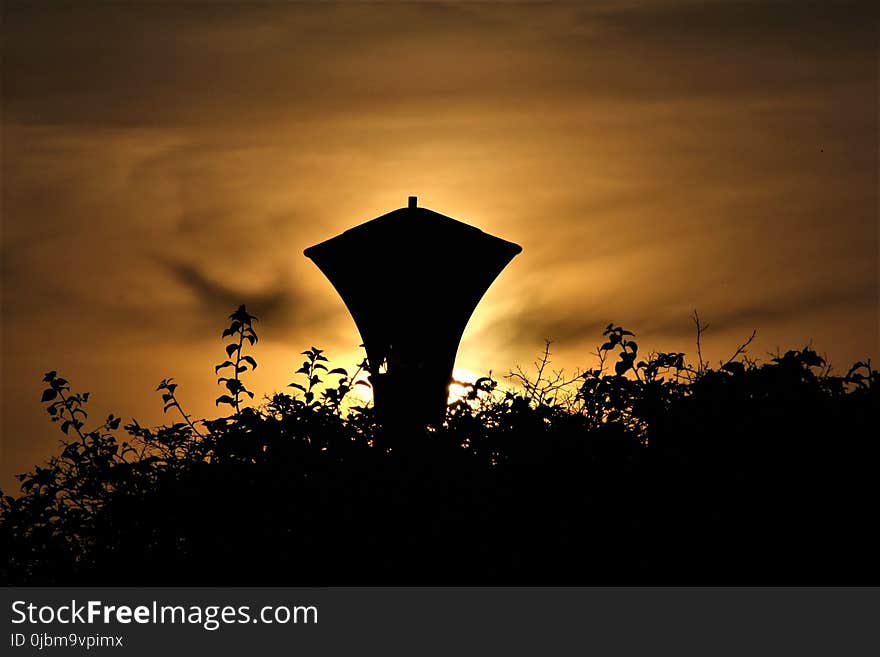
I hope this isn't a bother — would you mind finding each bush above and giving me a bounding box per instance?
[1,308,877,584]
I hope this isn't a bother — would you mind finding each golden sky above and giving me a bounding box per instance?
[1,1,877,489]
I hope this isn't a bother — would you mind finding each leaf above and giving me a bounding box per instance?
[313,363,328,371]
[230,305,255,323]
[225,343,240,357]
[288,383,307,393]
[241,355,257,370]
[328,368,348,376]
[215,360,234,373]
[355,380,372,388]
[600,342,614,351]
[41,388,57,402]
[215,395,235,406]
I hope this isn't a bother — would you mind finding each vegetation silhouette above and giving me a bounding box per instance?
[1,305,877,585]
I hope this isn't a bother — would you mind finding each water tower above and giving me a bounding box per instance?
[304,197,521,434]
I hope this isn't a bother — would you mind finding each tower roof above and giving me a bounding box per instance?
[304,199,522,262]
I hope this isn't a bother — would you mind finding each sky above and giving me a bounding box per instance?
[1,0,877,490]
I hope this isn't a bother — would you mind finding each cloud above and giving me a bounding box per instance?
[159,258,294,320]
[5,1,875,132]
[591,0,877,49]
[501,277,877,349]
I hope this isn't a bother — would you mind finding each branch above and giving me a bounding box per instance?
[721,329,757,368]
[691,310,708,374]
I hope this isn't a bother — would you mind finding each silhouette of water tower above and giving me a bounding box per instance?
[304,196,522,434]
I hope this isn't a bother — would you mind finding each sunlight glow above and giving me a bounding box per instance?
[448,367,479,404]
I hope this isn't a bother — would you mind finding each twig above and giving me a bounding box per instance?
[692,310,708,374]
[721,329,757,368]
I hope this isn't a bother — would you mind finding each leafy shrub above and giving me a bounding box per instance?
[1,308,877,585]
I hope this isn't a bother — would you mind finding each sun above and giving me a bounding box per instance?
[342,365,487,408]
[448,367,480,404]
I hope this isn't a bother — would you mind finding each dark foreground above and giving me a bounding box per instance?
[2,319,877,585]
